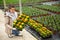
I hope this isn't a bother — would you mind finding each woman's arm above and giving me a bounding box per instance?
[5,12,12,18]
[15,12,18,18]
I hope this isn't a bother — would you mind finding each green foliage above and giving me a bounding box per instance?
[0,0,3,4]
[22,0,48,4]
[22,6,48,16]
[35,5,60,12]
[0,0,19,4]
[5,0,19,4]
[32,14,60,31]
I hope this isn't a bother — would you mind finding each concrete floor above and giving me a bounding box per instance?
[0,10,37,40]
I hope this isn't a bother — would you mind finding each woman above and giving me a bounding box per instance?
[5,6,18,38]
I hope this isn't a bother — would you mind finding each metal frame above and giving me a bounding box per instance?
[3,0,22,14]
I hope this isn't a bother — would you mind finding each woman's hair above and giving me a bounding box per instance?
[8,5,19,12]
[9,5,15,9]
[9,6,19,12]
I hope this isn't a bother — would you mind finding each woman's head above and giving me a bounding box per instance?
[9,6,15,13]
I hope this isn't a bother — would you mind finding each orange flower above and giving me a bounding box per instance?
[24,18,28,22]
[16,24,20,26]
[18,22,21,24]
[17,17,20,20]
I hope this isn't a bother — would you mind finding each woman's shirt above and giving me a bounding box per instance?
[5,11,18,21]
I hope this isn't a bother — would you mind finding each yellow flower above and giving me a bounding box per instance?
[33,25,36,26]
[19,25,22,28]
[19,15,21,18]
[39,29,43,32]
[39,24,43,26]
[14,20,17,23]
[20,14,26,16]
[21,23,24,25]
[26,16,29,18]
[13,23,15,25]
[30,23,33,25]
[20,14,23,16]
[18,22,21,24]
[42,27,47,30]
[35,23,39,25]
[23,14,26,17]
[24,18,28,22]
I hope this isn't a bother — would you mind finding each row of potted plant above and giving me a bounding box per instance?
[13,14,30,31]
[28,19,52,38]
[13,14,52,38]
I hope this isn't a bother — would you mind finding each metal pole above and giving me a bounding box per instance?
[3,0,6,9]
[19,0,22,15]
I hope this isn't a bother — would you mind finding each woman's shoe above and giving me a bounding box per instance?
[8,34,13,38]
